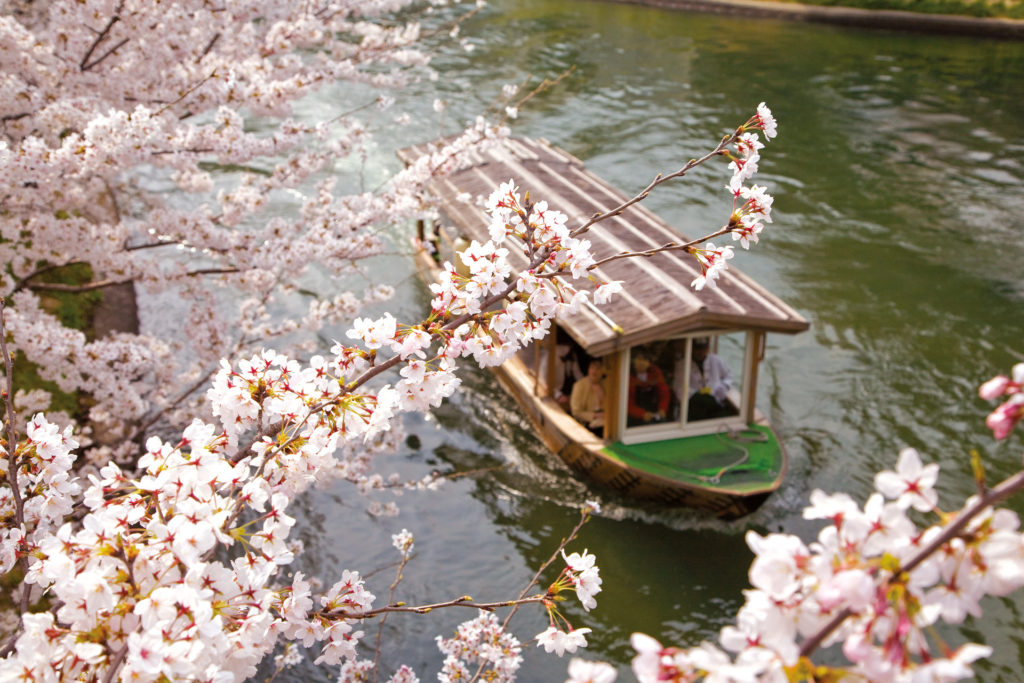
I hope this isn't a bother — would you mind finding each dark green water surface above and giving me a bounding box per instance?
[283,2,1024,680]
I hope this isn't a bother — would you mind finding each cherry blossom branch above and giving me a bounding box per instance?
[134,276,285,449]
[101,645,129,683]
[495,66,577,125]
[128,367,218,445]
[422,1,484,40]
[798,467,1024,659]
[344,594,546,619]
[240,130,749,464]
[462,507,595,683]
[501,507,593,632]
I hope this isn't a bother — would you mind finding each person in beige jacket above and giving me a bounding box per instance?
[570,360,606,435]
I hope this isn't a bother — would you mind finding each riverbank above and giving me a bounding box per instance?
[603,0,1024,38]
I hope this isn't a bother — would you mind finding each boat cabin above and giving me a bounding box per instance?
[399,136,809,516]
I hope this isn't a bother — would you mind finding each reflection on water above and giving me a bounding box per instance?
[276,1,1024,679]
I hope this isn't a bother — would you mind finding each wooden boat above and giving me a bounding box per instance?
[398,137,809,519]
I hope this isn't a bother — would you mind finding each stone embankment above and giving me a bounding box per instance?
[605,0,1024,39]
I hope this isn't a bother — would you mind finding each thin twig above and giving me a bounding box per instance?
[569,133,735,240]
[155,71,219,117]
[501,508,591,632]
[79,9,123,70]
[372,551,413,683]
[128,367,217,445]
[501,66,576,125]
[0,302,24,513]
[466,508,593,683]
[587,226,733,271]
[197,32,221,62]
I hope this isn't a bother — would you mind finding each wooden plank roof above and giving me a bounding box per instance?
[399,136,809,357]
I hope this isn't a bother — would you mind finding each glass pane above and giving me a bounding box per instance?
[625,341,676,428]
[681,334,744,424]
[622,333,748,435]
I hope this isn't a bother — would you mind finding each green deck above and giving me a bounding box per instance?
[600,425,784,493]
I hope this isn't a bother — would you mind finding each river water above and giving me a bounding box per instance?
[275,1,1024,680]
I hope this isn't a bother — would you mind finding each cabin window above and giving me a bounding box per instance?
[620,332,749,442]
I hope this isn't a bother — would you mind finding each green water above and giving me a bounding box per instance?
[281,2,1024,680]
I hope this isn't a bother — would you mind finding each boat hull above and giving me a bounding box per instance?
[489,350,785,521]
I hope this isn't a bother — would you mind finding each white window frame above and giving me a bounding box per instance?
[617,331,753,445]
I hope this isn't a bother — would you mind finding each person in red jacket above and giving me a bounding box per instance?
[627,352,670,426]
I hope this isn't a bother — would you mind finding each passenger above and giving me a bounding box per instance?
[627,351,670,426]
[539,340,585,407]
[679,337,733,421]
[570,360,606,435]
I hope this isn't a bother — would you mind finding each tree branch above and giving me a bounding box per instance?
[0,299,31,628]
[197,32,221,62]
[82,37,130,72]
[587,226,733,271]
[155,70,218,117]
[80,13,122,70]
[569,133,734,240]
[24,268,240,294]
[11,261,90,294]
[339,594,546,620]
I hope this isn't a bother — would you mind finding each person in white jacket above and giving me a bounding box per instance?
[675,337,734,421]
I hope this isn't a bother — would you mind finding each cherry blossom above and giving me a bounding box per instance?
[436,611,523,682]
[690,243,735,290]
[979,362,1024,440]
[566,657,618,683]
[755,102,778,139]
[537,626,592,657]
[875,447,940,511]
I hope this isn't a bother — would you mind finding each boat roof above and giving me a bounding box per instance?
[399,136,809,357]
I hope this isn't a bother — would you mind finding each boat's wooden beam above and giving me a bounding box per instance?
[544,330,557,398]
[603,350,621,442]
[533,339,542,397]
[744,331,765,423]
